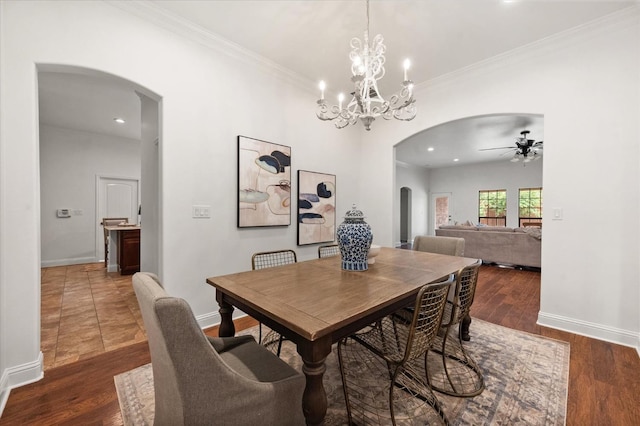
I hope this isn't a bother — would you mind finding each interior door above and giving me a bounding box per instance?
[431,192,452,234]
[96,177,139,261]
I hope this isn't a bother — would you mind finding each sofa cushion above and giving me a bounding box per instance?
[439,225,477,231]
[435,227,541,268]
[478,226,514,232]
[520,227,542,240]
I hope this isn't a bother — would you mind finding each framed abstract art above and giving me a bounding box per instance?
[297,170,336,245]
[238,135,291,227]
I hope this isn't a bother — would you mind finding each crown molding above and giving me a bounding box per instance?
[105,0,316,93]
[105,1,638,102]
[416,4,640,92]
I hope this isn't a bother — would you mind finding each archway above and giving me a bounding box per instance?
[37,64,162,369]
[394,113,543,241]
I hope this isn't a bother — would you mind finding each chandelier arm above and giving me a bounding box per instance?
[316,102,342,121]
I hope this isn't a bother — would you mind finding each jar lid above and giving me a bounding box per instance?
[344,204,365,219]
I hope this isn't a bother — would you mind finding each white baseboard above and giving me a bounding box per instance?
[41,257,98,267]
[538,312,640,350]
[196,310,249,331]
[196,311,220,330]
[0,352,44,417]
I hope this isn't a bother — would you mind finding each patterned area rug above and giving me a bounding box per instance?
[115,319,569,425]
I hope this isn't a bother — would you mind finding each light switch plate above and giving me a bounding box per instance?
[552,208,563,220]
[192,205,211,218]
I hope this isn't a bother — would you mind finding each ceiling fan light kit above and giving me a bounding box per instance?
[481,130,543,164]
[316,0,416,131]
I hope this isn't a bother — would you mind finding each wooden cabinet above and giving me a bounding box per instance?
[118,229,140,275]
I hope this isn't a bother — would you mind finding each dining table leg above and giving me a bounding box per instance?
[216,291,236,337]
[297,335,332,425]
[461,313,472,341]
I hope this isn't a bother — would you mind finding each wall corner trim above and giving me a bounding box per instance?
[0,351,44,416]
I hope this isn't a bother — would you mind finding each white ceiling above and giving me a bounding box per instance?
[39,71,142,140]
[37,0,635,167]
[395,113,544,168]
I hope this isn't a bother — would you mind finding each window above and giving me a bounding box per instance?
[478,189,506,226]
[519,187,543,227]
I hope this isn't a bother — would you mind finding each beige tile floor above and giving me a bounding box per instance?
[41,263,146,370]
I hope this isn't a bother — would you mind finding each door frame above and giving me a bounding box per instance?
[95,175,140,262]
[400,187,412,243]
[430,192,452,235]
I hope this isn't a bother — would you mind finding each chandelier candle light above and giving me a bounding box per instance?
[316,0,416,131]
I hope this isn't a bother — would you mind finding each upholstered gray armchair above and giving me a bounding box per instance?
[132,272,305,426]
[413,235,465,256]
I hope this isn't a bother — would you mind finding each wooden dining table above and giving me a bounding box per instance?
[206,247,478,425]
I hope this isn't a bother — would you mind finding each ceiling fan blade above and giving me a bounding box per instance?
[500,149,517,157]
[479,146,516,151]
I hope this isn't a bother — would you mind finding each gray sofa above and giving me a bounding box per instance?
[435,225,541,268]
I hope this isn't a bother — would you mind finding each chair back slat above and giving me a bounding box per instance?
[318,244,340,259]
[399,276,454,362]
[251,249,297,270]
[450,260,482,324]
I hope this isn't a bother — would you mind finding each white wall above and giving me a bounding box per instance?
[394,158,544,244]
[1,0,638,410]
[428,159,543,231]
[359,7,639,350]
[39,125,141,266]
[139,94,160,275]
[0,0,363,402]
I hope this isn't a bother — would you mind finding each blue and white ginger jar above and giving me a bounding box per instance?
[337,204,373,271]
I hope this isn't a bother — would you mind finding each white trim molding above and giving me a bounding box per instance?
[196,311,220,331]
[106,0,315,94]
[0,352,44,416]
[196,310,250,332]
[538,312,640,350]
[41,257,98,268]
[0,369,8,416]
[418,4,640,92]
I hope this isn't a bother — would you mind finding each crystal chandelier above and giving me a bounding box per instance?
[316,0,416,131]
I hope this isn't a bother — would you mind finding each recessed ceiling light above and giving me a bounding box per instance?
[427,147,434,152]
[114,118,126,124]
[453,158,460,162]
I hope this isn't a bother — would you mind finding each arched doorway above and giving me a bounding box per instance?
[37,64,161,369]
[394,113,543,238]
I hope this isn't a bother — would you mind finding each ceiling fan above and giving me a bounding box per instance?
[480,130,543,162]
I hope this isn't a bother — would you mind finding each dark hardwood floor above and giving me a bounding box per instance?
[1,265,638,425]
